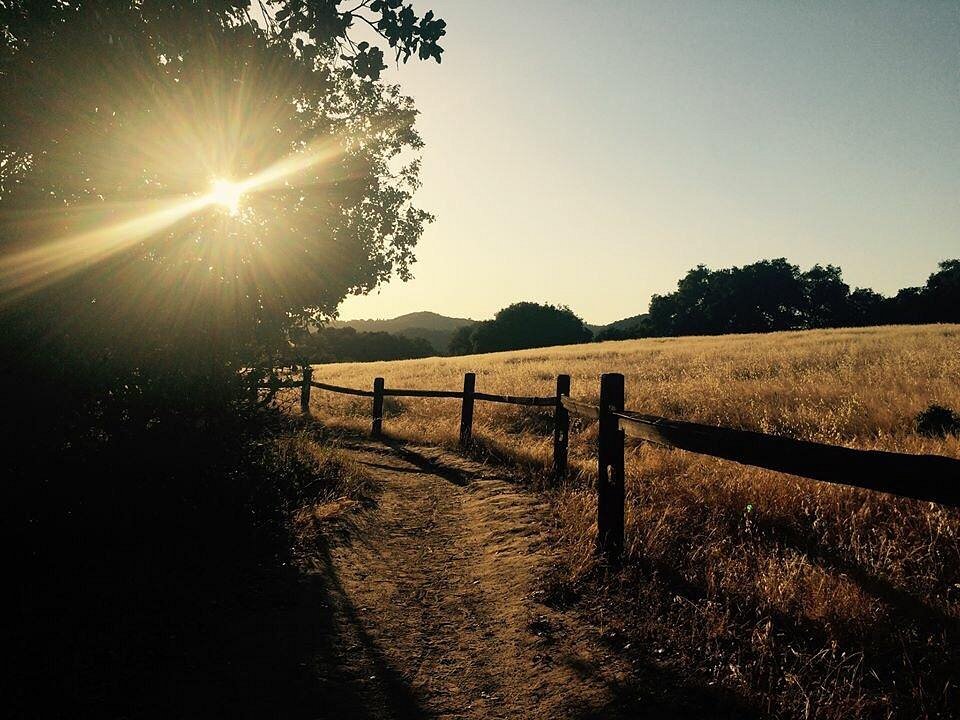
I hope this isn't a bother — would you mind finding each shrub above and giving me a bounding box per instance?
[915,404,960,438]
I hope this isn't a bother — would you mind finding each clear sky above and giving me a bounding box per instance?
[338,0,959,325]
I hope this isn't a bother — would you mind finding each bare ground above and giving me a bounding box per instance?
[298,437,749,720]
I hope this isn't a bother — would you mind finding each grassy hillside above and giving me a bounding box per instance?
[306,324,960,718]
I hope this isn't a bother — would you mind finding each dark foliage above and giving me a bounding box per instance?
[594,323,645,342]
[1,2,443,714]
[295,325,436,362]
[602,258,960,340]
[915,404,960,439]
[448,302,593,355]
[1,0,443,393]
[447,324,476,355]
[0,0,444,451]
[8,403,323,715]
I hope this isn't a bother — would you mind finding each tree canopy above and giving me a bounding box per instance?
[0,1,444,378]
[449,302,592,355]
[615,258,960,340]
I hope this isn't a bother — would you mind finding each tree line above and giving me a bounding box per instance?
[294,326,435,363]
[296,258,958,362]
[304,258,959,362]
[460,257,960,354]
[600,258,960,341]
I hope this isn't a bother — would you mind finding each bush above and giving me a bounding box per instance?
[915,404,960,438]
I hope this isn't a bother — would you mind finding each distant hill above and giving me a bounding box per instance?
[331,310,650,351]
[602,313,649,332]
[589,313,649,337]
[331,311,476,354]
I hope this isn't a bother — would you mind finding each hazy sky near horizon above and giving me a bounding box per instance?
[338,1,959,325]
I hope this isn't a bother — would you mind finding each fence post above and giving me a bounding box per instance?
[597,373,625,561]
[459,372,476,448]
[552,374,571,484]
[300,364,313,415]
[372,377,385,437]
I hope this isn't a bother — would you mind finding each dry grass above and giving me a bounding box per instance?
[267,430,379,553]
[304,324,960,718]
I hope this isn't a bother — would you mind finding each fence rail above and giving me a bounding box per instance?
[383,388,463,399]
[561,396,600,420]
[263,368,960,561]
[312,380,375,397]
[473,392,555,407]
[612,410,960,506]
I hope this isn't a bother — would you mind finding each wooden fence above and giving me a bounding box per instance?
[267,368,960,561]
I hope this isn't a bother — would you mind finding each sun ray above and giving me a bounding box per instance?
[0,133,346,305]
[0,194,208,302]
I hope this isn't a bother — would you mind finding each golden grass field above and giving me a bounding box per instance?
[307,324,960,718]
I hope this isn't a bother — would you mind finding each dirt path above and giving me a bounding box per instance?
[297,438,708,720]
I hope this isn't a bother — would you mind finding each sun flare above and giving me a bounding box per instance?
[208,178,245,215]
[0,138,345,305]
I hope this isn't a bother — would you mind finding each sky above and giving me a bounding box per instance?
[338,1,959,325]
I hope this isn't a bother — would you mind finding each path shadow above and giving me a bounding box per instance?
[356,459,430,475]
[285,423,807,716]
[14,544,433,720]
[11,440,433,720]
[296,536,433,720]
[309,415,550,489]
[378,438,474,487]
[358,440,760,719]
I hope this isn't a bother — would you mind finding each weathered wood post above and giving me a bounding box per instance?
[552,374,571,484]
[459,372,476,448]
[300,364,313,415]
[372,377,385,438]
[597,373,625,561]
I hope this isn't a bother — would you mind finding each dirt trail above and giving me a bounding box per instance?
[299,438,709,720]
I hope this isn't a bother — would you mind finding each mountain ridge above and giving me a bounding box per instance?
[331,310,476,333]
[331,311,477,354]
[333,310,649,350]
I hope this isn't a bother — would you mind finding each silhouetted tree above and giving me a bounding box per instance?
[297,326,434,362]
[465,302,592,354]
[886,287,927,324]
[923,259,960,323]
[1,8,448,708]
[646,259,807,336]
[627,258,959,339]
[802,264,850,328]
[846,287,887,326]
[447,324,475,355]
[0,0,446,425]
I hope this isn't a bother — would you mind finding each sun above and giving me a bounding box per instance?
[207,178,245,215]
